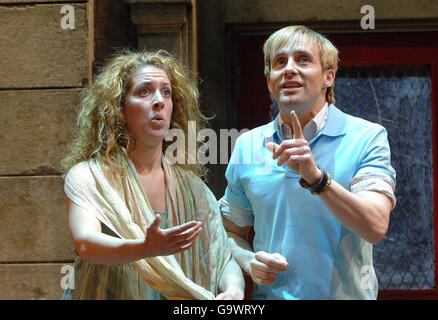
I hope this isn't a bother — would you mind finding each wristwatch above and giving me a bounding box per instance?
[299,167,332,195]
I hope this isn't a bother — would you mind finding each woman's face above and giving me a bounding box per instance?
[123,65,173,148]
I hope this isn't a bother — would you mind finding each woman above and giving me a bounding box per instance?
[61,49,244,300]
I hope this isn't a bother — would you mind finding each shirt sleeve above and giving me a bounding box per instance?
[218,197,254,227]
[220,135,254,227]
[350,174,396,209]
[350,124,397,208]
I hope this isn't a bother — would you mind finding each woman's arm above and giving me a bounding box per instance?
[215,258,245,300]
[67,197,203,265]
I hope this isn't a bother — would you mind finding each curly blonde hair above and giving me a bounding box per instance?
[263,25,339,104]
[62,49,208,177]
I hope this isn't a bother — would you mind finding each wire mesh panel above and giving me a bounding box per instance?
[335,65,434,290]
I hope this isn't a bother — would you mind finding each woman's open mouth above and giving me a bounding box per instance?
[151,114,166,126]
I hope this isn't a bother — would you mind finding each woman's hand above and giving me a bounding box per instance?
[142,214,203,257]
[215,258,245,300]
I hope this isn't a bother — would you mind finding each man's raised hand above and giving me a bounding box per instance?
[266,110,321,185]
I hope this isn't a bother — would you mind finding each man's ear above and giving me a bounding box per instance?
[323,69,335,88]
[266,75,272,93]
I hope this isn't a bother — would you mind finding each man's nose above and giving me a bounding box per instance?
[284,59,298,77]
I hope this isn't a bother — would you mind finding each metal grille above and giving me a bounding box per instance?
[335,65,435,289]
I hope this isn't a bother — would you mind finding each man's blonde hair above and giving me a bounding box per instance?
[263,25,339,104]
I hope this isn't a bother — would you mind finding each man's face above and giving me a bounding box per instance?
[123,65,173,148]
[266,36,334,114]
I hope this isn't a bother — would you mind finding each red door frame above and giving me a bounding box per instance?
[235,32,438,299]
[329,32,438,300]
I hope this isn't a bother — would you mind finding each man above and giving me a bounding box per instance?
[219,25,396,299]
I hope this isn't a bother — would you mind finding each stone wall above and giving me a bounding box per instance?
[94,0,136,72]
[0,0,89,299]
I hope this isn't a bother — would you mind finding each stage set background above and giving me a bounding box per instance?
[0,0,437,299]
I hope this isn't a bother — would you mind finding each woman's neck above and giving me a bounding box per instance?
[128,142,163,175]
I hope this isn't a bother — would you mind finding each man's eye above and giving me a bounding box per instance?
[276,58,286,66]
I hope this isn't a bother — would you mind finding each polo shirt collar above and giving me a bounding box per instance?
[277,103,328,141]
[266,104,347,142]
[320,104,348,138]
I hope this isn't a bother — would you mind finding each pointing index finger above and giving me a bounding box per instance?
[289,111,304,140]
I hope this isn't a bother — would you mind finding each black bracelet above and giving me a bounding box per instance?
[299,167,332,195]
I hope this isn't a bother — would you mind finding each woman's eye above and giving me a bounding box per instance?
[139,88,151,96]
[299,56,309,63]
[162,89,172,97]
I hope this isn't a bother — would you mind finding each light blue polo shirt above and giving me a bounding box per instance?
[224,105,396,299]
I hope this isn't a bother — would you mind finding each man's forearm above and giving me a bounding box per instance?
[318,179,392,244]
